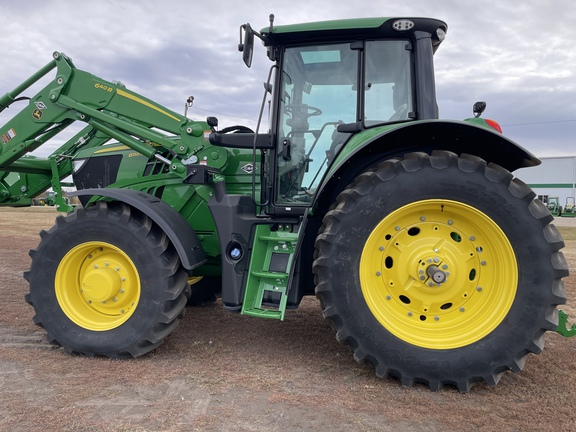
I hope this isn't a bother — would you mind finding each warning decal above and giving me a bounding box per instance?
[1,128,16,144]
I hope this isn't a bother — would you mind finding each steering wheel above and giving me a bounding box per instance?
[219,125,255,134]
[285,104,323,119]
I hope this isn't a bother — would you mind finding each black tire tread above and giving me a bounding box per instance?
[25,202,188,358]
[313,150,567,391]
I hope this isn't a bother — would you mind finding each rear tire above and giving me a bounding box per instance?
[25,201,188,358]
[313,151,567,391]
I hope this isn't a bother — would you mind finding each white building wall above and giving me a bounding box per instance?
[514,156,576,206]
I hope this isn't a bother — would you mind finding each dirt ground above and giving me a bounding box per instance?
[0,207,575,432]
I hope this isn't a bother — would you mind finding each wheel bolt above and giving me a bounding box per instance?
[470,236,476,241]
[460,307,465,312]
[477,287,483,292]
[408,312,413,317]
[481,261,486,266]
[447,220,453,225]
[376,271,381,276]
[434,316,439,321]
[420,216,426,221]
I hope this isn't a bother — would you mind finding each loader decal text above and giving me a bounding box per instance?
[95,83,114,93]
[1,128,16,144]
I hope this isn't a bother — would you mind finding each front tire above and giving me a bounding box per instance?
[25,201,188,357]
[313,151,567,391]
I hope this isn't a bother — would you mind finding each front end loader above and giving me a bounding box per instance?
[0,15,572,392]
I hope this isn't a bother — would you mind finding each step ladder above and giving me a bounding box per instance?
[241,224,298,320]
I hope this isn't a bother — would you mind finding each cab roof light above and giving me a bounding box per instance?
[392,20,415,31]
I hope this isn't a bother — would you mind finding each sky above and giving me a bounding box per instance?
[0,0,574,159]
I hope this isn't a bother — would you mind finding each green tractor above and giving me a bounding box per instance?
[33,190,56,206]
[0,15,571,392]
[547,196,562,217]
[561,197,575,217]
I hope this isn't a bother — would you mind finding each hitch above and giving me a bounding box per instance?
[556,310,576,337]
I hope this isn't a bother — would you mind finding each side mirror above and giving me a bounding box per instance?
[238,24,255,68]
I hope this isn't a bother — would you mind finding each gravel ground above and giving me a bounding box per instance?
[0,207,574,432]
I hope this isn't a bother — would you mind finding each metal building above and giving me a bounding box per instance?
[514,155,576,210]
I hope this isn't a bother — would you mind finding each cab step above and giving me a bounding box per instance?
[241,224,298,320]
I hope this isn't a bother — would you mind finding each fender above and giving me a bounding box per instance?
[68,188,206,271]
[313,119,540,215]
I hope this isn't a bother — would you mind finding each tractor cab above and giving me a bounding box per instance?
[213,16,447,214]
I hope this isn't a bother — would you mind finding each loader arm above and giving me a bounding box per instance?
[0,52,210,209]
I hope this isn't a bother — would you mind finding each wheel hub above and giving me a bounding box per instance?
[82,267,121,303]
[360,199,517,349]
[55,242,140,331]
[426,265,447,284]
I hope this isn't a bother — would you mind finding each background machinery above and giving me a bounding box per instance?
[0,16,571,392]
[562,197,575,217]
[547,196,562,217]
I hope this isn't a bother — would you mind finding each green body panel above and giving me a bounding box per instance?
[72,141,258,269]
[262,17,391,35]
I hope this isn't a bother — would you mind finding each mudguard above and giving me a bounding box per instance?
[314,119,540,214]
[69,188,206,271]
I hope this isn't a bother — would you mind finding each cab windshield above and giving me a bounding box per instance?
[276,40,413,204]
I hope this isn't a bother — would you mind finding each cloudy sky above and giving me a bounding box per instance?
[0,0,574,159]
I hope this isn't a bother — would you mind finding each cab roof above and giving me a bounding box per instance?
[261,17,447,47]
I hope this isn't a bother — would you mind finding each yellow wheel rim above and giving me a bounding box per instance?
[360,199,517,349]
[55,241,140,331]
[188,276,204,285]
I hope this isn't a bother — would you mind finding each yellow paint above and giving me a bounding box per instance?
[116,88,180,121]
[55,241,141,331]
[93,145,130,154]
[360,199,517,349]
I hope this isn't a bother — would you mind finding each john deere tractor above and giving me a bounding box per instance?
[547,196,562,217]
[0,16,571,392]
[562,197,575,217]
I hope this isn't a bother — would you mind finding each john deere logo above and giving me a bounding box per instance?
[241,163,254,174]
[32,109,43,120]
